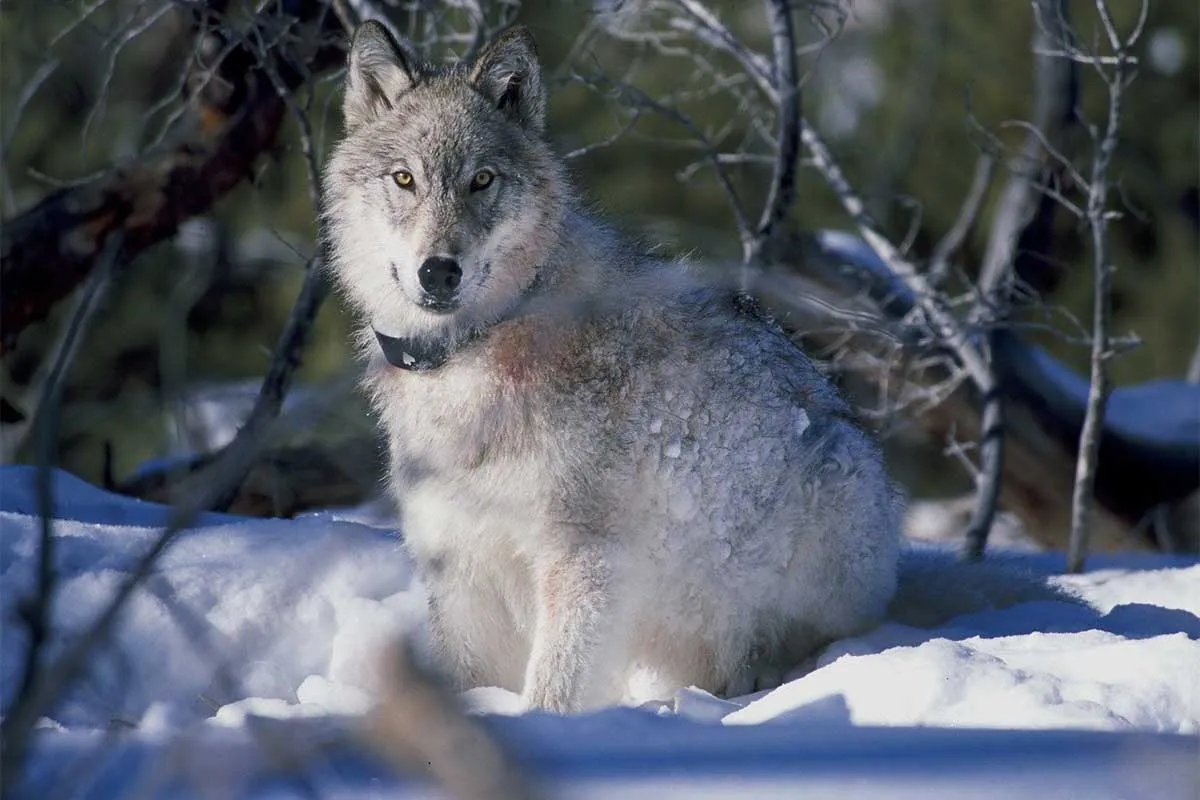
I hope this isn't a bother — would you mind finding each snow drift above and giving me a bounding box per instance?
[1,465,1197,798]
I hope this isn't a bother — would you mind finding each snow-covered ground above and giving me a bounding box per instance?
[2,464,1197,798]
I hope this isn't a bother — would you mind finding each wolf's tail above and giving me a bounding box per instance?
[885,548,1083,628]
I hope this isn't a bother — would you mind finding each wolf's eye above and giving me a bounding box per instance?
[470,169,496,192]
[392,171,415,190]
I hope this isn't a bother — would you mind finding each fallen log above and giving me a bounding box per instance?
[753,229,1199,553]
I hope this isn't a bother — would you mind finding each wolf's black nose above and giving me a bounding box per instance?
[418,257,462,301]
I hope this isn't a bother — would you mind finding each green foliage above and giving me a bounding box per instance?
[2,0,1195,488]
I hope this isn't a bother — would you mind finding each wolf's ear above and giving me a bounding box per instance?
[344,21,419,129]
[469,27,546,133]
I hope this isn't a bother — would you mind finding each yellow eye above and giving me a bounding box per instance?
[393,170,414,189]
[470,169,495,191]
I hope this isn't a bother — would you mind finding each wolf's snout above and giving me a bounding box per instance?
[418,257,463,304]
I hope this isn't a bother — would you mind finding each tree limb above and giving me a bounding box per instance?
[0,0,346,354]
[1067,0,1139,573]
[976,0,1077,300]
[6,238,121,787]
[744,0,800,266]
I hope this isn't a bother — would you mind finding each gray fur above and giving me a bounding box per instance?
[323,23,909,712]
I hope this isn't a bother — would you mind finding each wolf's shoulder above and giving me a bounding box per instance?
[561,260,844,409]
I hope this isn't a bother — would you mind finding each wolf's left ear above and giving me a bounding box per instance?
[470,27,546,133]
[344,21,420,129]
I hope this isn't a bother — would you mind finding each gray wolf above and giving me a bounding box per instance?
[322,22,1058,712]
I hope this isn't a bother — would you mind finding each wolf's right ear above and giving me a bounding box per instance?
[344,21,419,129]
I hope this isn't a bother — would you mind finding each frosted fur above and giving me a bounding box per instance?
[323,22,903,712]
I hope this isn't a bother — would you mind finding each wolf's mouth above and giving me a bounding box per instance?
[417,296,460,314]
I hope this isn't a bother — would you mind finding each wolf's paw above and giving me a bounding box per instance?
[725,661,785,698]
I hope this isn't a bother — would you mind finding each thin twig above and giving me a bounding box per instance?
[744,0,800,268]
[1,237,122,787]
[0,58,60,215]
[976,0,1076,299]
[209,14,333,512]
[960,0,1075,558]
[928,154,994,285]
[79,1,176,153]
[208,259,330,513]
[1067,0,1138,573]
[675,0,774,97]
[5,235,121,747]
[595,75,755,253]
[799,121,994,389]
[961,0,1077,560]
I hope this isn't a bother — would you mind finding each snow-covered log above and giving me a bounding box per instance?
[755,229,1199,553]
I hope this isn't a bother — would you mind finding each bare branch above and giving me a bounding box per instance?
[744,0,801,266]
[205,258,331,515]
[928,154,995,284]
[977,0,1076,304]
[959,0,1077,558]
[758,235,1178,552]
[796,118,1009,558]
[798,120,994,390]
[1068,0,1142,573]
[961,381,1005,560]
[195,21,336,514]
[0,0,346,354]
[584,74,756,253]
[675,0,775,98]
[365,641,541,800]
[78,1,176,152]
[1,58,60,215]
[654,9,1004,555]
[4,237,121,788]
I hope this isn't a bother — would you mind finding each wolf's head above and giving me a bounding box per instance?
[323,22,570,355]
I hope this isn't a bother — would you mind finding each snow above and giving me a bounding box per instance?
[2,465,1198,797]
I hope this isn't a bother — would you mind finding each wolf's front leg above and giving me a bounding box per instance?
[521,544,625,713]
[425,570,530,693]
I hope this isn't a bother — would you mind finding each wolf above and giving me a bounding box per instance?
[322,22,1057,713]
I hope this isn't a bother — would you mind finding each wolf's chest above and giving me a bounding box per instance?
[374,350,581,514]
[373,362,556,567]
[376,365,512,463]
